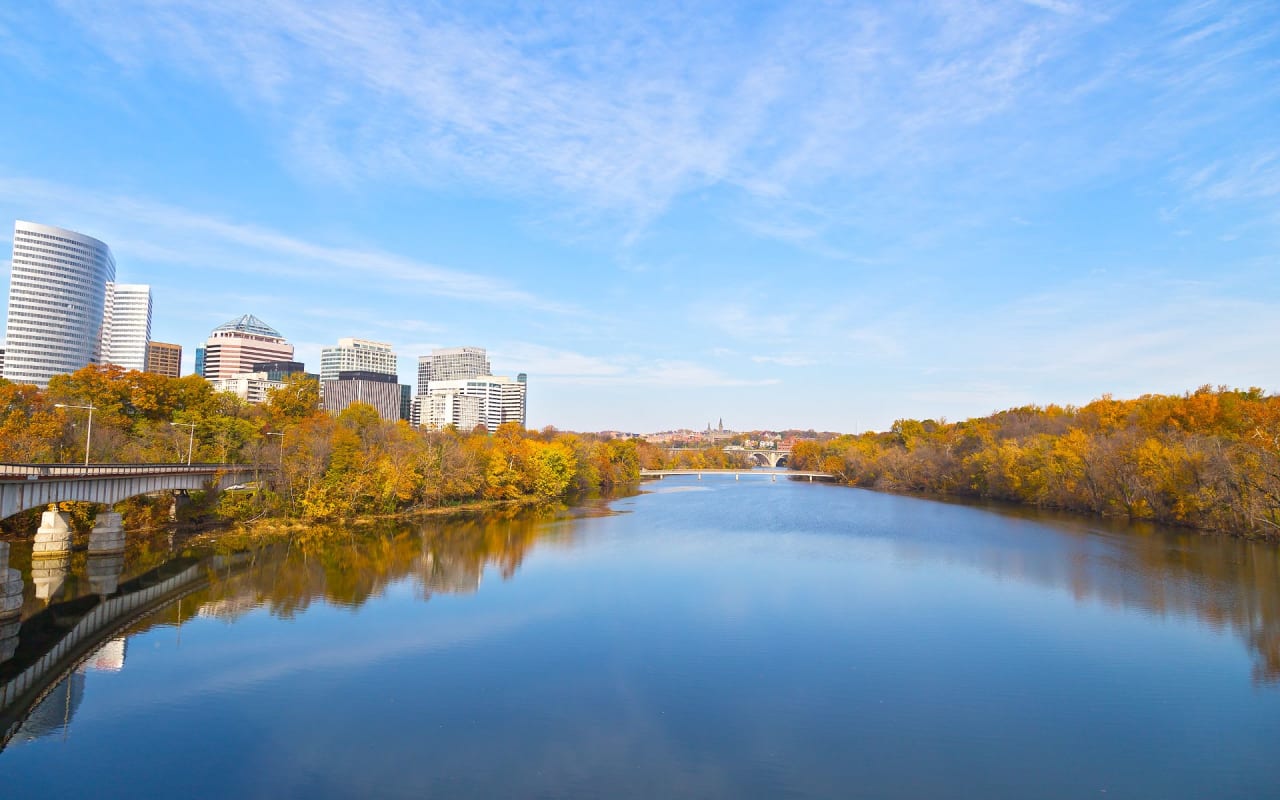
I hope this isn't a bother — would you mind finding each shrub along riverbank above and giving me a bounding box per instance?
[788,387,1280,538]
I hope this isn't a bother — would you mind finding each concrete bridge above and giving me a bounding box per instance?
[640,469,833,482]
[0,462,259,600]
[664,447,792,468]
[0,463,259,522]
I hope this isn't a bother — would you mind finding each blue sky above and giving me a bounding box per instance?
[0,1,1276,432]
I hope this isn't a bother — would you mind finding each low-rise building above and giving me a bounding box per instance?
[211,371,285,404]
[145,341,182,378]
[421,373,527,432]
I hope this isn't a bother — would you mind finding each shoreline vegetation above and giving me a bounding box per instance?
[1,366,1278,540]
[789,386,1280,539]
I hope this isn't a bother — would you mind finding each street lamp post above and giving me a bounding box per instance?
[265,432,285,495]
[265,432,284,467]
[54,403,96,466]
[171,422,197,465]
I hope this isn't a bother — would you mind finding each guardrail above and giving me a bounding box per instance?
[0,463,258,479]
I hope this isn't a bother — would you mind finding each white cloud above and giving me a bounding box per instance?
[0,175,570,313]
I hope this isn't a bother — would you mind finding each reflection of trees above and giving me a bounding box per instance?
[926,502,1280,682]
[195,507,568,621]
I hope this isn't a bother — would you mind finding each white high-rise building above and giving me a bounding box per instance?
[100,282,152,372]
[422,374,527,432]
[320,338,397,384]
[2,221,116,387]
[417,346,490,395]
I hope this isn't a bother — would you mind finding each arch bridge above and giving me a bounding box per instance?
[664,447,791,468]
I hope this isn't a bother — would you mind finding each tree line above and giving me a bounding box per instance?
[0,365,642,524]
[788,386,1280,537]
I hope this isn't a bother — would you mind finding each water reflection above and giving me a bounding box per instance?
[1,503,581,745]
[3,487,1280,768]
[890,498,1280,682]
[9,638,125,745]
[29,555,69,603]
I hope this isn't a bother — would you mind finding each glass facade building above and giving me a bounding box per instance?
[2,221,116,387]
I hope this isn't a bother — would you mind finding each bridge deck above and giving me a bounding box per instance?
[640,469,834,480]
[0,463,252,481]
[0,463,261,520]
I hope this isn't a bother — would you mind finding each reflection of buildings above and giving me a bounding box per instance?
[10,637,125,744]
[197,592,263,622]
[13,671,84,743]
[416,551,482,598]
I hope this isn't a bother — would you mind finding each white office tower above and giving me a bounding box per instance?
[100,283,152,372]
[3,221,116,387]
[422,374,527,432]
[320,338,397,384]
[417,346,491,394]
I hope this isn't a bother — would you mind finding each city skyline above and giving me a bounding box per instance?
[0,2,1276,431]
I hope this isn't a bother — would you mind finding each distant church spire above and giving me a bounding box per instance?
[718,418,724,431]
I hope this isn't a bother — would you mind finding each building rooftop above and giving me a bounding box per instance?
[211,314,283,339]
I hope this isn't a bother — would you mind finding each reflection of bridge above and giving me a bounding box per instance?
[665,447,791,468]
[1,551,252,749]
[0,463,259,652]
[641,469,833,482]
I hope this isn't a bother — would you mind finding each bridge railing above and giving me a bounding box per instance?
[0,463,257,479]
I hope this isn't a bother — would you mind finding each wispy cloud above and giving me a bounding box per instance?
[35,0,1280,243]
[0,175,570,313]
[494,341,777,388]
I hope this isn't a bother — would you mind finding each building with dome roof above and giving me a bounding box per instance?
[198,314,294,380]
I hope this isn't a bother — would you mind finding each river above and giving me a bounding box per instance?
[2,476,1279,797]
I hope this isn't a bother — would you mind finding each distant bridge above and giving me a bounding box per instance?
[664,446,791,468]
[0,463,259,522]
[640,469,833,482]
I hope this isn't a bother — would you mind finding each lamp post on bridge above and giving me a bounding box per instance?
[171,421,197,465]
[54,403,96,466]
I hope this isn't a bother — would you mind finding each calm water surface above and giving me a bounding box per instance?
[3,477,1280,798]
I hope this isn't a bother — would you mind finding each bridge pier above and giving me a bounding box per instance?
[0,542,23,619]
[89,511,126,555]
[0,616,18,664]
[33,506,73,557]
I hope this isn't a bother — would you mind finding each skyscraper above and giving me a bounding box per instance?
[416,346,490,395]
[200,315,294,380]
[2,221,115,387]
[100,283,152,372]
[320,338,397,384]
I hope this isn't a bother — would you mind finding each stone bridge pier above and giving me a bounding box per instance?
[33,506,73,557]
[1,542,22,619]
[90,512,126,555]
[0,542,21,663]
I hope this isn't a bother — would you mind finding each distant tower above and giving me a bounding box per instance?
[719,418,724,432]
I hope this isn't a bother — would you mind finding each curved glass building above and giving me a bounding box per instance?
[3,221,116,387]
